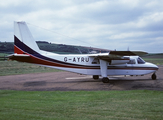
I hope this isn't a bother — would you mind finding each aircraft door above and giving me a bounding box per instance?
[126,59,135,75]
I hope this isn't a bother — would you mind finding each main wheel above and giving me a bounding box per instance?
[93,75,99,79]
[102,77,109,83]
[151,73,157,80]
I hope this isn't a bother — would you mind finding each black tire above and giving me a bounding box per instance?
[93,75,99,79]
[151,73,157,80]
[102,77,109,83]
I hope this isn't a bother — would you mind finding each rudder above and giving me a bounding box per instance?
[14,21,40,54]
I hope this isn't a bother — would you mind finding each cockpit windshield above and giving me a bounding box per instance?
[137,57,145,64]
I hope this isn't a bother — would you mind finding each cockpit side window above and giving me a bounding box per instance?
[137,57,145,64]
[127,59,136,64]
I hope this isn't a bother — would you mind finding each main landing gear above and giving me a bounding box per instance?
[93,75,109,83]
[151,73,157,80]
[93,75,99,79]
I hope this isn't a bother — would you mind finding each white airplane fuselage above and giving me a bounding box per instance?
[39,51,158,76]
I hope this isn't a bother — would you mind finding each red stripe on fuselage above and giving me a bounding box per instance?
[29,54,94,69]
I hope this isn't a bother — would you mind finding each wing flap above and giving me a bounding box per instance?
[8,53,30,58]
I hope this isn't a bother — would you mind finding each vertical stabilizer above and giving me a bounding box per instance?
[14,21,40,54]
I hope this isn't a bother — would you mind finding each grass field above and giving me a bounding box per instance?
[143,58,163,65]
[0,53,8,61]
[0,90,163,120]
[0,61,61,76]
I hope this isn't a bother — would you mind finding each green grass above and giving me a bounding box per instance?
[0,53,9,56]
[0,53,9,61]
[0,61,62,76]
[0,90,162,120]
[143,58,163,65]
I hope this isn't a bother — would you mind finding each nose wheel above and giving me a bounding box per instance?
[102,77,109,83]
[151,73,157,80]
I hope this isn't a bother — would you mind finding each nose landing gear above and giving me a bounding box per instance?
[102,77,109,83]
[151,73,157,80]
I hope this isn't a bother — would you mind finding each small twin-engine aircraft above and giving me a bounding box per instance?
[9,22,159,83]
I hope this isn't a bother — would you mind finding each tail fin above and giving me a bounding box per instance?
[14,21,40,54]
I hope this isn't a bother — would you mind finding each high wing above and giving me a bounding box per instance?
[88,51,148,65]
[109,51,148,56]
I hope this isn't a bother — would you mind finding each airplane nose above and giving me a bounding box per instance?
[146,62,159,71]
[152,63,159,70]
[156,65,159,70]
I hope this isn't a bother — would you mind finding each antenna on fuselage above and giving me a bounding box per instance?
[127,46,130,51]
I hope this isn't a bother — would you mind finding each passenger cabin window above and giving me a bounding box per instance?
[137,57,145,64]
[92,58,99,64]
[127,59,135,64]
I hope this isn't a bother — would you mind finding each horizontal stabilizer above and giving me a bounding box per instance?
[8,53,30,62]
[8,53,30,58]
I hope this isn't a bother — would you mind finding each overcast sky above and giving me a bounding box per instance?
[0,0,163,53]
